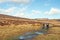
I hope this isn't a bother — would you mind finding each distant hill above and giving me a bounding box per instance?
[0,14,41,26]
[0,14,60,26]
[53,19,60,21]
[0,14,31,20]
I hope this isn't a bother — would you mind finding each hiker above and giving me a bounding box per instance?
[46,24,49,30]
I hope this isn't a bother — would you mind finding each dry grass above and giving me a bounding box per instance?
[33,34,60,40]
[32,27,60,40]
[0,14,60,40]
[48,27,60,34]
[0,24,42,40]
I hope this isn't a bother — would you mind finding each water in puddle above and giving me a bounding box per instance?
[18,32,43,40]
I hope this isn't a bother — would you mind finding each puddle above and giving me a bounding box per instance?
[18,31,43,40]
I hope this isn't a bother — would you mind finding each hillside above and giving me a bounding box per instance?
[0,14,60,40]
[0,14,42,26]
[0,14,43,40]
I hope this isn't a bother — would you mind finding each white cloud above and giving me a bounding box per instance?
[0,7,28,18]
[14,13,25,17]
[14,7,27,17]
[0,0,33,4]
[5,7,16,13]
[32,10,41,14]
[45,8,60,15]
[0,7,16,15]
[14,9,42,18]
[12,0,31,3]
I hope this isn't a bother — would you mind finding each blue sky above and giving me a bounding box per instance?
[0,0,60,19]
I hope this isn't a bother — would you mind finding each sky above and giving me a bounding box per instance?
[0,0,60,19]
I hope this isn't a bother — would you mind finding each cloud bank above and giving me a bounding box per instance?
[45,8,60,15]
[0,0,33,4]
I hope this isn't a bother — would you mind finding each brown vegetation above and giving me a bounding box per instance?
[0,14,43,40]
[0,14,60,40]
[32,27,60,40]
